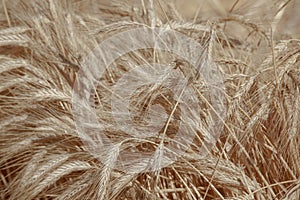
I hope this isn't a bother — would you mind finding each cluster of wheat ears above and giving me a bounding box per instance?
[0,0,299,199]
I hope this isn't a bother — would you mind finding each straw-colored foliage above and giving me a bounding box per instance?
[0,0,299,199]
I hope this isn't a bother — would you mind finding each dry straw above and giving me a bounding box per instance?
[0,0,299,199]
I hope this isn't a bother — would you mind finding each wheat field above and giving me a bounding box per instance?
[0,0,299,199]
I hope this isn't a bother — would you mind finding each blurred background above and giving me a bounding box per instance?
[174,0,300,37]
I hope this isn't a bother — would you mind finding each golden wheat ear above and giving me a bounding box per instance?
[1,0,299,199]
